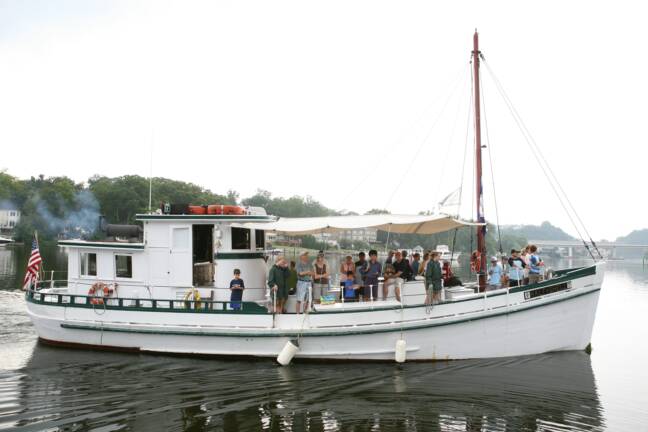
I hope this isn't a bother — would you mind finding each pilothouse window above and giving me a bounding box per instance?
[115,255,133,278]
[80,252,97,276]
[231,227,251,250]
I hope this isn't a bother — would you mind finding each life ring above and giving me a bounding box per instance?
[183,288,202,309]
[88,282,114,305]
[207,205,246,215]
[470,251,482,274]
[188,205,207,215]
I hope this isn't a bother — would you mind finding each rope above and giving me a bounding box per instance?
[384,64,469,210]
[336,62,471,212]
[433,64,472,206]
[482,60,598,261]
[479,68,503,254]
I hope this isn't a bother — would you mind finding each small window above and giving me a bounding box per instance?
[172,227,190,250]
[115,255,133,278]
[80,252,97,276]
[231,227,251,250]
[255,230,265,250]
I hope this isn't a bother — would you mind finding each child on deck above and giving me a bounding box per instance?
[229,269,245,310]
[343,270,357,302]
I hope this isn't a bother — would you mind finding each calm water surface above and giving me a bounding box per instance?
[0,244,647,431]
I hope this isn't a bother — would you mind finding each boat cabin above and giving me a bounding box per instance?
[60,205,275,303]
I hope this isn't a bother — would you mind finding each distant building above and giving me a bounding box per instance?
[335,228,378,244]
[0,207,20,231]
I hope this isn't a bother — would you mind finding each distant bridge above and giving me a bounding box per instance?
[528,240,648,258]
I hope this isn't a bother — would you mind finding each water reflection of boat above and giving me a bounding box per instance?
[10,343,603,431]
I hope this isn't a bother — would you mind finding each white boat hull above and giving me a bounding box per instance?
[26,263,604,361]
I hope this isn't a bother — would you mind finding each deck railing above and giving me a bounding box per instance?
[26,289,269,314]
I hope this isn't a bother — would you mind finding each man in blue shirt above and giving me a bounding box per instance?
[487,256,503,290]
[527,245,543,285]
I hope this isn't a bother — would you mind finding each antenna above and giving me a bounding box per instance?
[148,129,154,213]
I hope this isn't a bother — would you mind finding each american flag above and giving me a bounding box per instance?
[22,235,42,291]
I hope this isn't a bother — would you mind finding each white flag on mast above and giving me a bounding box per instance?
[438,187,462,213]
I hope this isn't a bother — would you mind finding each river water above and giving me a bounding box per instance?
[0,244,647,431]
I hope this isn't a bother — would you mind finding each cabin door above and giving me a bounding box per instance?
[192,225,214,286]
[169,226,192,286]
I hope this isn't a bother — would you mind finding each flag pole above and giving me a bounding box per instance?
[35,230,44,284]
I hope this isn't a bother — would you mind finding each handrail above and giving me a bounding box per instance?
[26,289,269,314]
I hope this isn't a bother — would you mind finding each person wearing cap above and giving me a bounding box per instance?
[229,268,245,310]
[487,256,503,290]
[268,256,290,314]
[295,251,314,314]
[508,249,526,287]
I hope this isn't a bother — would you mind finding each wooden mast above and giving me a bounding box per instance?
[473,30,487,291]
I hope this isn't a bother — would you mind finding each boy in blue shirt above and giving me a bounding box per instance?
[229,269,245,310]
[343,270,357,301]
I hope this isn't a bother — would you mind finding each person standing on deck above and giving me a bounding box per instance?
[508,249,526,287]
[355,251,368,292]
[312,252,330,302]
[411,253,421,277]
[521,246,531,285]
[339,255,355,294]
[419,252,431,276]
[527,245,544,284]
[487,257,503,290]
[363,249,382,301]
[287,261,298,296]
[296,251,314,313]
[229,269,245,310]
[268,256,290,314]
[425,252,443,304]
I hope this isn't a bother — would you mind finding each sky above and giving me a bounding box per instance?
[1,0,645,241]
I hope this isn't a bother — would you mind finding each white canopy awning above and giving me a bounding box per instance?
[236,214,481,236]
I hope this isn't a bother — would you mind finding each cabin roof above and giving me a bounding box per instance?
[135,214,276,222]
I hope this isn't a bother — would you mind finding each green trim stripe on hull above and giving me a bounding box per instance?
[58,287,600,338]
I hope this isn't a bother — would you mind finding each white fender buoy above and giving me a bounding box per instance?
[395,339,407,363]
[277,340,299,366]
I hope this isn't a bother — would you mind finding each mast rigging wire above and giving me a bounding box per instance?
[383,64,470,210]
[482,60,599,260]
[479,66,504,254]
[336,62,470,212]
